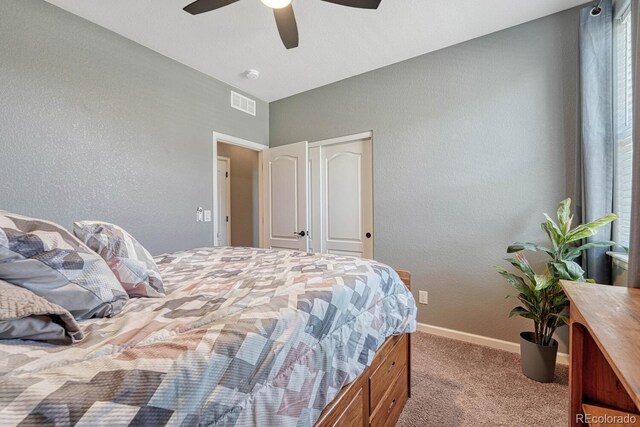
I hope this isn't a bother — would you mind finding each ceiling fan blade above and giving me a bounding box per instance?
[321,0,381,9]
[273,5,299,49]
[183,0,240,15]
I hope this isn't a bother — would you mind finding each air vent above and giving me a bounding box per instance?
[230,91,256,116]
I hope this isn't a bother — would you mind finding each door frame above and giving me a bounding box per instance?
[216,156,231,246]
[212,131,267,248]
[308,131,372,148]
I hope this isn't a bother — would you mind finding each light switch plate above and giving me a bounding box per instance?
[204,210,212,222]
[419,291,428,305]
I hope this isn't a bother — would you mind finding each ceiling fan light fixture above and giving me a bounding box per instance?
[260,0,292,9]
[183,0,382,49]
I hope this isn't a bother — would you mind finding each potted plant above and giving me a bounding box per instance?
[497,198,616,382]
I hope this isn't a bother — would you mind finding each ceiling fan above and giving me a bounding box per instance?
[182,0,382,49]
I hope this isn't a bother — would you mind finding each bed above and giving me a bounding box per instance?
[0,247,416,426]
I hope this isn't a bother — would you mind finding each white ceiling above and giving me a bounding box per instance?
[44,0,586,102]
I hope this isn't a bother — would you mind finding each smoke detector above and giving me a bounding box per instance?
[245,69,260,80]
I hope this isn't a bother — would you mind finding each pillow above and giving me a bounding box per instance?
[73,221,165,298]
[0,211,128,320]
[0,279,84,345]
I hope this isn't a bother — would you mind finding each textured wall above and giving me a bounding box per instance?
[217,143,260,247]
[0,0,268,255]
[270,10,580,350]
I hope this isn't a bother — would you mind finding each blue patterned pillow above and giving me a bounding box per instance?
[73,221,165,298]
[0,211,128,320]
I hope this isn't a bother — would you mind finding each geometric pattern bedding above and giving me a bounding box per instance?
[0,247,417,426]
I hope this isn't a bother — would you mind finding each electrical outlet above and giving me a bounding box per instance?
[419,291,428,305]
[196,207,204,222]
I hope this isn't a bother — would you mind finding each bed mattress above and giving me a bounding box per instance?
[0,247,416,426]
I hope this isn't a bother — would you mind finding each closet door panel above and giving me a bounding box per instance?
[321,139,373,259]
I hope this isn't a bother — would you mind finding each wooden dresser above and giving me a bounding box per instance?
[561,281,640,426]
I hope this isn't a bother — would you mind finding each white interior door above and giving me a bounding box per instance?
[321,139,373,258]
[216,157,230,246]
[263,141,309,251]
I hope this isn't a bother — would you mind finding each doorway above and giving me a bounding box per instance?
[217,142,260,247]
[212,132,266,248]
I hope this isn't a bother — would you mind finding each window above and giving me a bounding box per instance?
[613,2,634,250]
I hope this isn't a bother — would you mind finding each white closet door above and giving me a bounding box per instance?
[263,141,309,251]
[321,139,373,258]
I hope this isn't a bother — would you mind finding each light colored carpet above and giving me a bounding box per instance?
[397,332,568,427]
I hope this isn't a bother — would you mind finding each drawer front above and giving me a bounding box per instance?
[370,365,409,427]
[369,335,408,413]
[581,403,640,427]
[331,387,365,427]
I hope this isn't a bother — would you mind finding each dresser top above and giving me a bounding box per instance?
[561,281,640,408]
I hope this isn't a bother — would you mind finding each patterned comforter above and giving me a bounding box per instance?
[0,247,417,426]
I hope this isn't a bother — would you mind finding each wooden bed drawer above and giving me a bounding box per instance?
[370,365,409,427]
[323,385,366,427]
[316,270,412,427]
[581,403,640,426]
[369,334,408,413]
[316,333,411,427]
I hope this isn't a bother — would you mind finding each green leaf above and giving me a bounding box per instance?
[557,198,573,235]
[575,240,616,251]
[509,306,538,320]
[565,248,580,261]
[540,222,558,252]
[550,260,584,281]
[544,213,564,242]
[566,241,616,260]
[496,267,534,297]
[534,275,556,291]
[551,298,569,311]
[549,288,569,304]
[565,213,617,243]
[507,242,553,256]
[517,293,539,312]
[505,253,536,282]
[550,313,569,326]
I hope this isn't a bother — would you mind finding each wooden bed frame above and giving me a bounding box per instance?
[315,270,412,427]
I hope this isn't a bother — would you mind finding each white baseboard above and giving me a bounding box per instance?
[416,322,569,366]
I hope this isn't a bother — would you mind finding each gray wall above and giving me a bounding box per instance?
[270,10,580,350]
[217,143,260,247]
[0,0,268,255]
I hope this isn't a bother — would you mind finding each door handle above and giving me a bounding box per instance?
[366,232,372,238]
[294,231,306,237]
